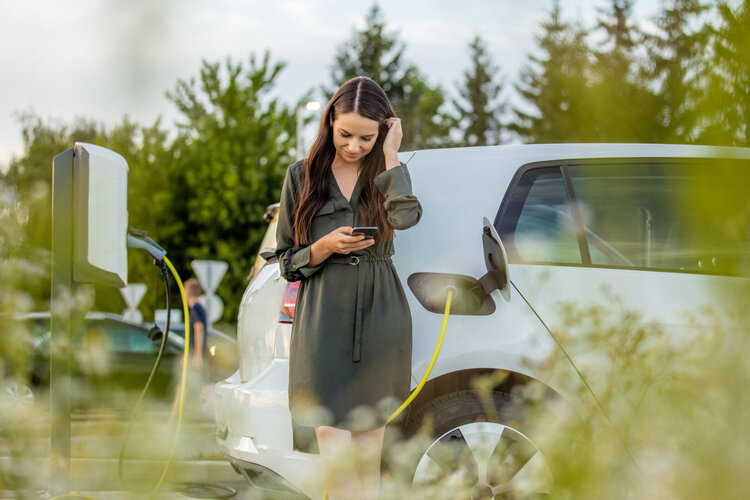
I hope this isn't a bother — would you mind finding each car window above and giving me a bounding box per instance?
[513,170,581,264]
[500,160,750,275]
[87,319,154,353]
[568,161,750,275]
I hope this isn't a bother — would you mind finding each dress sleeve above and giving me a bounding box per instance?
[374,162,422,230]
[275,164,324,281]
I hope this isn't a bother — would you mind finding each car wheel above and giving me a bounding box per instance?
[2,381,35,410]
[405,390,550,499]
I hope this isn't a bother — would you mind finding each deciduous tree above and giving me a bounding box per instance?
[166,51,296,321]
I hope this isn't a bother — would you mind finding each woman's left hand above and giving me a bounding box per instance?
[383,117,402,169]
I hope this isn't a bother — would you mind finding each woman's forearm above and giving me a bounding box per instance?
[385,153,400,170]
[308,238,333,267]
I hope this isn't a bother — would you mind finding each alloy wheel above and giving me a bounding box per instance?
[413,421,550,499]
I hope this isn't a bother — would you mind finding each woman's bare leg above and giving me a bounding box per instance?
[316,426,363,500]
[351,426,385,500]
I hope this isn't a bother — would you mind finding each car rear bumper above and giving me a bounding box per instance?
[220,439,319,499]
[214,361,322,499]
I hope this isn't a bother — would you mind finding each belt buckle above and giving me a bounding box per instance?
[349,255,360,266]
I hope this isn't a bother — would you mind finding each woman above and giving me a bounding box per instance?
[276,76,422,499]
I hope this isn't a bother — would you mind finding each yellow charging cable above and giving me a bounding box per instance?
[148,256,190,499]
[386,287,454,424]
[323,287,455,499]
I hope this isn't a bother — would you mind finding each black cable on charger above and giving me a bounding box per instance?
[118,258,172,487]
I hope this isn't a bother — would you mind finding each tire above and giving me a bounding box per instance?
[403,390,550,499]
[1,381,35,410]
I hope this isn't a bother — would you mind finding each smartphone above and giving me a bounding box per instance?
[350,226,378,239]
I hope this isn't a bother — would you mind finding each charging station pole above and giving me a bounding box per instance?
[49,143,129,495]
[50,148,75,495]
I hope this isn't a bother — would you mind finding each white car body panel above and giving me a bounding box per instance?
[215,144,750,498]
[236,264,287,382]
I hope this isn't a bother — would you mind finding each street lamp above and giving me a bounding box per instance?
[296,100,321,159]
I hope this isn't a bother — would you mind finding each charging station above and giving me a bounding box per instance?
[50,143,129,494]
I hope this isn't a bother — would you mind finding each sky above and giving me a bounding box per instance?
[0,0,664,169]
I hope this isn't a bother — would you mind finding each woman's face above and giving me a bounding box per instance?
[330,112,380,165]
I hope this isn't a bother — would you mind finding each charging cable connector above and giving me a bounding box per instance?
[127,229,166,261]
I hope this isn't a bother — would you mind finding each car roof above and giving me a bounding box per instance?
[402,143,750,165]
[8,311,148,327]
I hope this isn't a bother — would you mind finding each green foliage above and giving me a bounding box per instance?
[3,115,113,312]
[696,0,750,146]
[512,1,594,142]
[513,0,749,145]
[165,52,296,321]
[644,0,711,143]
[328,4,451,149]
[2,114,174,316]
[520,284,750,498]
[587,0,663,141]
[450,35,506,146]
[0,176,46,491]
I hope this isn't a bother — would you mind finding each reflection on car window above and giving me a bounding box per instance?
[502,168,593,265]
[568,162,750,275]
[94,319,153,353]
[501,160,750,275]
[514,171,581,264]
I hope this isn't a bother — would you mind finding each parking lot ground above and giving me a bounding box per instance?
[1,407,254,499]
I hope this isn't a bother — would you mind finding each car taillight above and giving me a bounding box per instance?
[279,281,300,323]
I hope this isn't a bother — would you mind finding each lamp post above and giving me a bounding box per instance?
[296,100,321,159]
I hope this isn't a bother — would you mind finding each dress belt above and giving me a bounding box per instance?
[327,254,392,362]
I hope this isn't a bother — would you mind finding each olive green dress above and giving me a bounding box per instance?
[276,160,422,432]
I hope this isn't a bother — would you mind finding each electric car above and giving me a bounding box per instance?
[214,144,750,499]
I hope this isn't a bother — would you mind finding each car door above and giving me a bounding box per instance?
[496,158,750,398]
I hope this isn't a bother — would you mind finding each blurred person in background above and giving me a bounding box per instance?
[169,278,207,422]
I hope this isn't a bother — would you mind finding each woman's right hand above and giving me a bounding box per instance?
[322,226,375,254]
[308,226,374,266]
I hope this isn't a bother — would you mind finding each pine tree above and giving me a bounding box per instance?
[451,36,506,146]
[589,0,662,141]
[328,4,450,149]
[645,0,710,143]
[511,1,593,142]
[697,0,750,146]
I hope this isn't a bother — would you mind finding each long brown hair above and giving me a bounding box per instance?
[293,76,396,246]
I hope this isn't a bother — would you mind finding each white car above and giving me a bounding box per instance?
[214,144,750,499]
